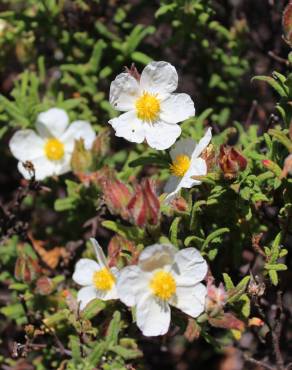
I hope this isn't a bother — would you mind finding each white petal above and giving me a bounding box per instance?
[18,157,56,181]
[9,130,45,161]
[61,121,96,152]
[191,128,212,159]
[169,138,197,162]
[117,265,147,306]
[164,176,180,194]
[109,110,145,144]
[171,248,207,286]
[164,190,181,204]
[50,151,72,177]
[95,285,118,301]
[179,157,207,189]
[136,295,171,336]
[139,244,176,272]
[171,283,206,318]
[140,61,178,99]
[110,72,140,111]
[90,238,107,268]
[160,94,195,124]
[145,121,181,150]
[36,108,69,138]
[73,258,100,286]
[77,286,98,310]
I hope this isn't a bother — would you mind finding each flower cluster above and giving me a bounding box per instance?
[73,239,208,336]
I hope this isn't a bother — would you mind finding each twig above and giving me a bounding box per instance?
[243,354,274,370]
[245,100,258,127]
[271,292,285,370]
[268,51,290,66]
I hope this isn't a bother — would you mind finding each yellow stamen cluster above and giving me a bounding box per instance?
[149,270,176,300]
[93,268,115,291]
[44,138,65,161]
[170,154,191,177]
[136,92,160,122]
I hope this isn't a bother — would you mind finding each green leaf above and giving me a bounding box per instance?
[223,273,235,290]
[102,220,145,243]
[169,217,181,246]
[269,270,278,286]
[105,311,122,347]
[82,299,106,320]
[252,76,288,97]
[110,345,142,360]
[202,228,229,250]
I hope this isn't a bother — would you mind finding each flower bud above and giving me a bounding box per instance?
[127,179,160,227]
[283,2,292,47]
[70,138,93,174]
[219,145,247,179]
[205,278,227,316]
[102,177,132,220]
[281,154,292,178]
[170,196,189,213]
[91,128,111,158]
[35,276,54,295]
[15,246,42,283]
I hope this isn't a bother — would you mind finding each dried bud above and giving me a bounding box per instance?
[208,312,245,331]
[70,138,93,174]
[170,196,189,212]
[91,128,111,158]
[184,318,201,342]
[102,177,132,220]
[108,235,138,267]
[128,178,160,227]
[248,277,265,297]
[283,2,292,46]
[281,154,292,179]
[35,276,54,295]
[219,145,247,179]
[201,144,216,171]
[205,278,227,316]
[15,247,42,283]
[125,63,141,81]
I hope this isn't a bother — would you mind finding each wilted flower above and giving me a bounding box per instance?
[164,128,212,201]
[9,108,96,180]
[219,145,247,179]
[117,244,207,336]
[109,61,195,150]
[127,178,160,227]
[73,238,119,309]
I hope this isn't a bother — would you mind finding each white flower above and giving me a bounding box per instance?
[164,128,212,202]
[108,61,195,150]
[72,238,119,310]
[9,108,96,181]
[117,244,207,336]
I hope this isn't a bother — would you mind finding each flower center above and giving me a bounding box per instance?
[92,268,115,291]
[44,138,65,161]
[149,270,176,300]
[136,92,160,122]
[170,154,191,177]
